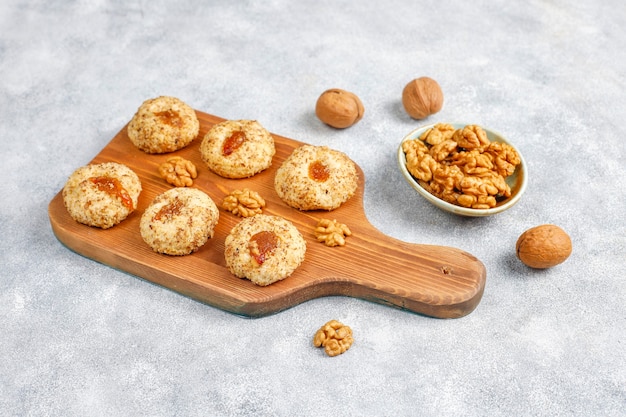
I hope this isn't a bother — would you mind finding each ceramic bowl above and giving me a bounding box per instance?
[397,123,527,217]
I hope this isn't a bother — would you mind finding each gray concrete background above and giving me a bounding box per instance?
[1,1,624,416]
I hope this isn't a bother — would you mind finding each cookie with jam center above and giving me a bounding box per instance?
[140,187,219,256]
[62,162,142,229]
[200,119,275,179]
[127,96,199,154]
[224,214,306,286]
[274,145,358,211]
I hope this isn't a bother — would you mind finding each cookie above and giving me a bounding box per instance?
[140,187,219,256]
[62,162,142,229]
[127,96,200,154]
[274,145,358,211]
[224,214,306,286]
[200,119,275,178]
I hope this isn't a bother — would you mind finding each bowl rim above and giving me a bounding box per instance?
[397,122,528,217]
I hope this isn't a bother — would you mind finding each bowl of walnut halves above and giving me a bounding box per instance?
[398,123,527,217]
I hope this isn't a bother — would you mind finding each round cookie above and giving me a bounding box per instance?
[200,119,275,178]
[63,162,142,229]
[127,96,200,154]
[224,214,306,286]
[140,187,219,256]
[274,145,358,211]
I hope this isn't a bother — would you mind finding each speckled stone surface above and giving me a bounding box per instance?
[1,1,625,416]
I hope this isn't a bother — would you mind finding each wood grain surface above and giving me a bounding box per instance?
[48,111,487,318]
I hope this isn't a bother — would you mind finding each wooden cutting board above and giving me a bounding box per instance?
[48,110,487,318]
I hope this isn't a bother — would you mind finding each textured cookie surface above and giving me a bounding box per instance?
[224,214,306,286]
[140,187,219,256]
[62,162,142,229]
[127,96,200,154]
[200,119,275,178]
[274,145,358,211]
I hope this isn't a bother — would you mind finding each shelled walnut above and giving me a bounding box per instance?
[402,123,521,209]
[313,320,353,357]
[314,218,352,247]
[158,156,198,187]
[222,188,266,217]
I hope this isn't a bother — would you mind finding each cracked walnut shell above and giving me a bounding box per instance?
[315,88,364,129]
[402,77,444,120]
[516,224,572,269]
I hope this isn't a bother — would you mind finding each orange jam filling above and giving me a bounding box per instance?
[308,160,330,182]
[249,231,279,265]
[89,176,134,210]
[154,198,183,221]
[155,109,183,127]
[222,130,246,156]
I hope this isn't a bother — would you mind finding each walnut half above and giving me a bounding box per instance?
[158,156,198,187]
[314,218,352,247]
[313,320,353,357]
[222,188,266,217]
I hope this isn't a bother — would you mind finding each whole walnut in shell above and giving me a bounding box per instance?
[315,88,364,129]
[516,224,572,269]
[402,77,444,120]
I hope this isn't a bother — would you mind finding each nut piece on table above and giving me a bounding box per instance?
[516,224,572,269]
[313,320,353,357]
[222,188,266,217]
[315,88,365,129]
[402,76,444,120]
[314,218,352,247]
[158,156,198,187]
